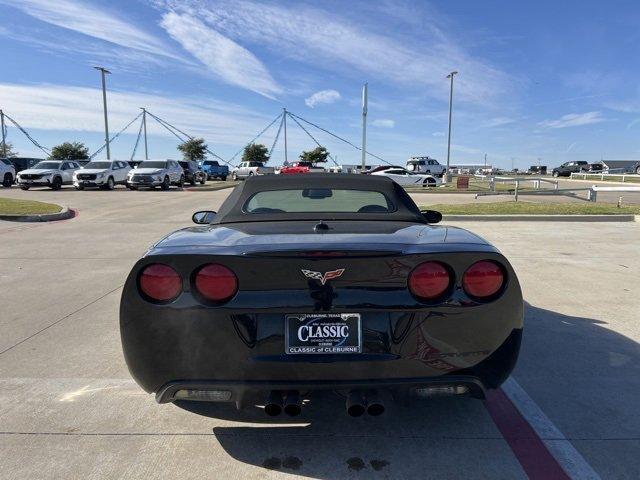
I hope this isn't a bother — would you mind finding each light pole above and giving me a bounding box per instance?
[283,107,288,165]
[140,107,148,160]
[361,82,368,171]
[0,109,6,157]
[94,66,111,159]
[445,71,458,183]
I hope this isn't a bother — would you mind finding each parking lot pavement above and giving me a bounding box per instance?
[1,186,639,479]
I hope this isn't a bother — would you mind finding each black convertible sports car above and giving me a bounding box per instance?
[120,173,523,417]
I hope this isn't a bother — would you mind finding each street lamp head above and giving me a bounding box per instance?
[446,71,458,78]
[93,66,111,74]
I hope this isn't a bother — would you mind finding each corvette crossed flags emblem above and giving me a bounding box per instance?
[301,268,345,285]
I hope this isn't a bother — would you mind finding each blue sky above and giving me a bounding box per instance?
[1,0,639,169]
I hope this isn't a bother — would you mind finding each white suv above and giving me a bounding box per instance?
[406,157,446,177]
[1,158,15,187]
[127,160,185,190]
[74,160,132,190]
[16,160,81,190]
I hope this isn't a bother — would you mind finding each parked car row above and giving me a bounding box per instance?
[2,159,224,190]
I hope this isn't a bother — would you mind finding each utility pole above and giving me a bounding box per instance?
[283,107,288,165]
[484,153,487,168]
[445,71,458,184]
[94,66,111,159]
[511,157,515,171]
[0,109,6,157]
[140,108,149,160]
[361,82,368,171]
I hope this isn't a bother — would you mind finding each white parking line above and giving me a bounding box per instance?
[502,377,601,480]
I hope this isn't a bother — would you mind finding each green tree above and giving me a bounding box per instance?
[299,146,329,164]
[50,142,89,160]
[242,143,270,164]
[177,138,207,161]
[0,141,17,158]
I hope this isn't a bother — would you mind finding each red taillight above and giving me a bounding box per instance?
[408,261,451,300]
[194,264,238,302]
[463,261,504,298]
[139,264,182,302]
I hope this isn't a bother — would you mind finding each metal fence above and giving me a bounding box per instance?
[570,172,640,182]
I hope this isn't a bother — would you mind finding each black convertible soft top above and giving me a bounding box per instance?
[213,173,426,224]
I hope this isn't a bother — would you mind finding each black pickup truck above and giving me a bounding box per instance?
[551,161,589,177]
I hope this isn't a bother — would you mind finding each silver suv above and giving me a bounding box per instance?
[16,160,81,190]
[127,160,185,190]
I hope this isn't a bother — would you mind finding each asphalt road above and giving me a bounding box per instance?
[1,185,638,479]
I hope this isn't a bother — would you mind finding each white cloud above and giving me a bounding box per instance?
[483,117,515,128]
[432,131,445,137]
[0,83,275,147]
[160,12,281,99]
[305,89,341,108]
[565,142,578,153]
[163,0,513,105]
[538,111,606,129]
[372,119,395,128]
[0,0,181,60]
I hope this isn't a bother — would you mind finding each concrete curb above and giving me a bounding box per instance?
[0,206,75,222]
[183,184,237,192]
[442,214,637,222]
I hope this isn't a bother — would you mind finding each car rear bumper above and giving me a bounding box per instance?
[155,374,489,405]
[121,305,522,402]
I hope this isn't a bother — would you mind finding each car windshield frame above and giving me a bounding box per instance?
[33,161,62,170]
[83,162,112,169]
[138,161,167,169]
[211,173,426,225]
[243,188,396,214]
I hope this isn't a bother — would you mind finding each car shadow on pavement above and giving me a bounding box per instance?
[177,302,640,479]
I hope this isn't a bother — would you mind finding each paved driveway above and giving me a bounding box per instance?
[0,186,638,479]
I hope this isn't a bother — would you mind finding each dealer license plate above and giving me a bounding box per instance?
[285,313,362,354]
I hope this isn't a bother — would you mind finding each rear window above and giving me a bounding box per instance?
[244,189,395,214]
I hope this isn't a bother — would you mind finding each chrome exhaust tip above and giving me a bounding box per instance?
[346,390,366,417]
[283,391,302,416]
[265,390,283,416]
[366,391,385,416]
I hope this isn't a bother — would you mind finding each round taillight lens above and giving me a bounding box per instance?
[408,261,451,300]
[194,264,238,302]
[463,261,504,298]
[139,264,182,302]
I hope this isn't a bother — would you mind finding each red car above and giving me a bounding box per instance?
[279,161,324,174]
